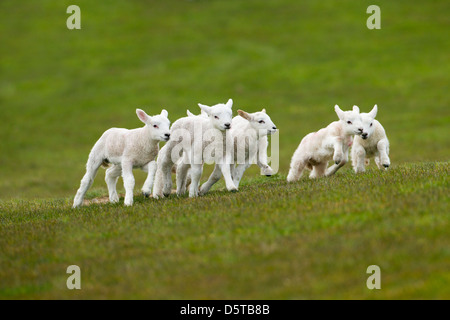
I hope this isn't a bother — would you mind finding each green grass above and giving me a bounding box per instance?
[0,0,449,299]
[0,162,448,299]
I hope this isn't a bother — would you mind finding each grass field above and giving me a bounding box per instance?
[0,0,449,299]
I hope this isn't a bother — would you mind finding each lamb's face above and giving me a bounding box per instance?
[360,114,375,139]
[198,99,234,131]
[359,105,378,139]
[240,109,277,136]
[334,105,364,136]
[136,108,171,141]
[149,114,171,141]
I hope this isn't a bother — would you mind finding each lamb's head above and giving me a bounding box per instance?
[136,108,171,141]
[237,108,277,136]
[334,105,364,136]
[359,105,378,140]
[198,98,233,131]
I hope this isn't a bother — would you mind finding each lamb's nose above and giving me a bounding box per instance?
[165,133,170,138]
[362,133,368,139]
[272,126,277,130]
[358,128,363,132]
[225,123,231,128]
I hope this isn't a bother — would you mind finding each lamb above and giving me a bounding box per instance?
[152,99,237,198]
[351,105,390,173]
[199,108,277,195]
[72,109,171,208]
[287,105,364,181]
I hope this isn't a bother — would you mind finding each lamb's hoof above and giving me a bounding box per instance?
[383,164,390,168]
[142,191,151,198]
[335,161,340,165]
[262,167,274,176]
[229,188,238,193]
[163,192,171,197]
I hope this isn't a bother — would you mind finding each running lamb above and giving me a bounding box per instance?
[351,105,390,173]
[287,105,364,181]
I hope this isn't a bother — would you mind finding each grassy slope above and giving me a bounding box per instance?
[0,162,448,299]
[0,1,449,299]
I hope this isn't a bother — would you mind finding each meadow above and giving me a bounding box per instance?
[0,0,448,299]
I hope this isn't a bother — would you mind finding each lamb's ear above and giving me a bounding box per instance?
[261,108,266,113]
[353,105,360,113]
[238,109,252,121]
[136,109,150,124]
[368,104,378,119]
[160,109,168,118]
[187,110,194,117]
[334,105,345,120]
[225,98,233,109]
[198,103,211,115]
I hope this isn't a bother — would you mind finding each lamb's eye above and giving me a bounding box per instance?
[153,125,158,128]
[347,121,352,124]
[370,123,373,127]
[258,120,265,124]
[214,116,219,119]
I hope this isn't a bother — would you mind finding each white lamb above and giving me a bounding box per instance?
[199,108,277,195]
[153,99,237,198]
[287,105,364,181]
[73,109,171,208]
[351,105,390,173]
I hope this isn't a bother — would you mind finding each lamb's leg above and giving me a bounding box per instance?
[189,164,203,197]
[162,165,173,197]
[153,144,174,198]
[325,141,349,176]
[141,160,156,197]
[73,155,103,208]
[326,150,349,176]
[122,160,135,206]
[332,138,345,165]
[351,144,366,173]
[377,139,390,169]
[219,162,238,192]
[374,155,382,169]
[199,164,222,195]
[105,164,122,203]
[309,162,327,179]
[287,157,307,182]
[176,162,190,196]
[257,137,273,176]
[233,163,251,188]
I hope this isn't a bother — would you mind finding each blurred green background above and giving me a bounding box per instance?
[0,0,448,199]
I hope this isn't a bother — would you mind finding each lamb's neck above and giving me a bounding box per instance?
[243,123,259,140]
[142,125,160,147]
